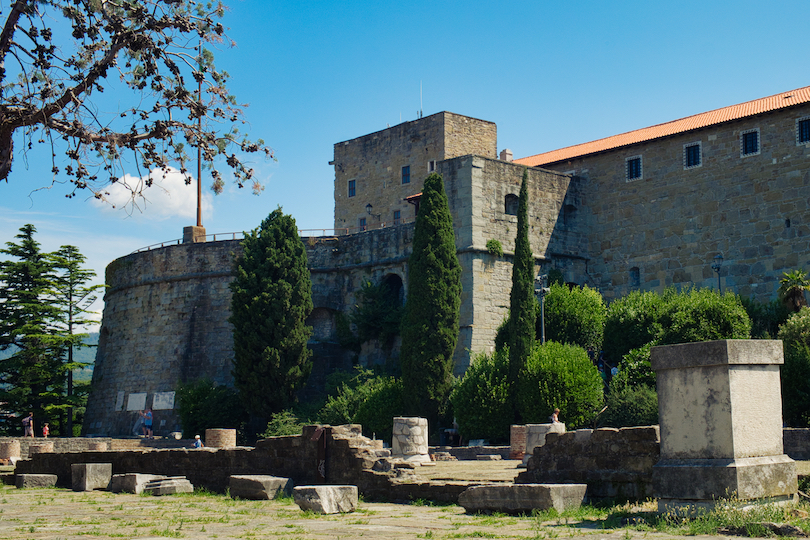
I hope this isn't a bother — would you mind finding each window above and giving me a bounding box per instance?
[358,217,366,231]
[504,194,519,216]
[625,156,642,181]
[348,179,356,198]
[629,267,640,288]
[428,160,436,172]
[798,117,810,144]
[741,128,759,156]
[684,142,701,169]
[402,165,410,184]
[393,210,401,224]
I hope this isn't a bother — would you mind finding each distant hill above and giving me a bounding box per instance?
[0,332,99,383]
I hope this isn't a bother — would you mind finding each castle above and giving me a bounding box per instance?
[83,86,810,435]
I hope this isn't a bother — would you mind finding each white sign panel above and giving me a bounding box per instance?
[152,392,175,410]
[115,391,125,411]
[126,392,147,411]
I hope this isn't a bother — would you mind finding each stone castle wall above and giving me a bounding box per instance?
[84,240,242,436]
[332,112,496,231]
[541,103,810,301]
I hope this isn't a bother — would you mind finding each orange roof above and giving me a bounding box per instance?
[515,86,810,167]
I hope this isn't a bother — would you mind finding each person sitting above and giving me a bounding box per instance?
[192,435,204,448]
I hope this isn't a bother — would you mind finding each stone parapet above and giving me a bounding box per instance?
[515,426,660,501]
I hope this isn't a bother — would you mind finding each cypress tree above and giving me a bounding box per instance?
[229,209,313,426]
[508,169,536,421]
[400,173,462,429]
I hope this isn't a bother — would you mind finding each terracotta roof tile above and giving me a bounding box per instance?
[515,86,810,167]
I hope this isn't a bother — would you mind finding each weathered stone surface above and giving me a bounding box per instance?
[523,423,565,465]
[293,485,358,514]
[229,475,292,500]
[392,417,430,463]
[71,463,112,491]
[458,484,587,514]
[110,473,166,494]
[143,477,194,496]
[16,474,57,488]
[652,340,797,510]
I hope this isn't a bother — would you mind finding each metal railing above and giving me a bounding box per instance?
[131,218,416,254]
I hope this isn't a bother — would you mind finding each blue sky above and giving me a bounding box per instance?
[3,0,810,322]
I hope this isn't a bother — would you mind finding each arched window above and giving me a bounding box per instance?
[381,274,404,305]
[505,194,519,216]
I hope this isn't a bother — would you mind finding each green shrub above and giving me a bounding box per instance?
[319,368,404,442]
[485,239,503,257]
[175,379,246,439]
[612,343,656,390]
[516,342,604,429]
[742,297,791,338]
[657,288,751,344]
[449,349,511,442]
[350,279,403,349]
[603,290,664,365]
[261,410,304,437]
[541,283,606,351]
[778,308,810,427]
[599,384,659,428]
[494,316,509,351]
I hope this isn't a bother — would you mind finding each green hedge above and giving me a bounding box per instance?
[516,342,604,428]
[778,308,810,427]
[449,349,511,442]
[541,283,606,351]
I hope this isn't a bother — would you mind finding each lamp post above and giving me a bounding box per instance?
[534,273,550,344]
[711,253,724,293]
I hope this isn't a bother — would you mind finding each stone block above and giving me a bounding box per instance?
[293,485,358,514]
[143,477,194,496]
[458,484,587,514]
[16,474,57,489]
[392,417,430,463]
[229,475,292,500]
[71,463,113,491]
[523,423,565,465]
[110,473,166,494]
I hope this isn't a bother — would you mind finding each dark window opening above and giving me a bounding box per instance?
[393,210,401,224]
[359,217,366,231]
[348,179,356,198]
[630,267,640,288]
[742,131,759,155]
[685,144,701,167]
[626,157,642,180]
[786,219,791,228]
[563,204,577,227]
[800,119,810,143]
[505,194,519,215]
[402,165,410,184]
[381,274,404,305]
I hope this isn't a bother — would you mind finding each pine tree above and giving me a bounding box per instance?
[400,173,462,429]
[229,209,313,427]
[508,169,536,421]
[51,246,104,435]
[0,225,71,433]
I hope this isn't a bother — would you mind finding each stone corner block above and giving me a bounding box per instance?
[229,475,293,500]
[458,483,587,514]
[143,477,194,496]
[71,463,113,492]
[110,473,167,494]
[15,474,57,489]
[293,485,358,514]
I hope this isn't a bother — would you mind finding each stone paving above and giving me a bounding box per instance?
[0,484,757,540]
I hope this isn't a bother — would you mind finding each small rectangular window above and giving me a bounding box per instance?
[428,160,436,172]
[393,210,401,224]
[358,217,366,231]
[684,143,701,169]
[348,179,356,198]
[798,118,810,144]
[402,165,410,184]
[741,129,759,156]
[626,156,642,181]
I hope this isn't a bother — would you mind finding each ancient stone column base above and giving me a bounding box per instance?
[653,454,797,513]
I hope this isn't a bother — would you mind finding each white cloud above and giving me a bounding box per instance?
[91,168,213,221]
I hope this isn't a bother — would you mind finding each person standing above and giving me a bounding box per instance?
[22,412,34,437]
[140,409,153,439]
[42,423,49,438]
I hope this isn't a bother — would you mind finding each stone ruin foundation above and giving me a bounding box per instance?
[651,340,797,512]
